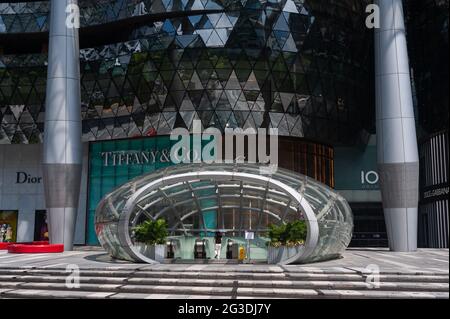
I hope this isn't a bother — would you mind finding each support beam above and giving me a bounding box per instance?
[43,0,82,251]
[375,0,419,251]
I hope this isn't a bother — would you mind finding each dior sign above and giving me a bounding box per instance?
[100,149,171,167]
[16,172,42,184]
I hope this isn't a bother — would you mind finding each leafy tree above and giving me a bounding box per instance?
[287,220,307,242]
[133,218,168,245]
[267,220,307,247]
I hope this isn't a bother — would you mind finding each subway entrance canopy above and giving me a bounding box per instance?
[95,163,353,264]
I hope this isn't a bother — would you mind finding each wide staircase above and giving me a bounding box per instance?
[0,266,448,299]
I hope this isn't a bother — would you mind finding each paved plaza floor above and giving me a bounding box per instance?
[0,247,448,273]
[0,247,448,299]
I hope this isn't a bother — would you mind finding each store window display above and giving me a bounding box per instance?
[34,210,49,242]
[0,211,18,243]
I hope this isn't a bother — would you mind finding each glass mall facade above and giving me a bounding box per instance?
[0,0,373,144]
[406,0,449,248]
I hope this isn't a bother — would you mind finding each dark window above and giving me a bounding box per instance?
[349,203,388,248]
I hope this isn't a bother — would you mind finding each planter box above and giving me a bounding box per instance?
[136,243,166,263]
[267,245,304,264]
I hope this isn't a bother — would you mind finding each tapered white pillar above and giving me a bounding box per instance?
[43,0,82,251]
[375,0,419,251]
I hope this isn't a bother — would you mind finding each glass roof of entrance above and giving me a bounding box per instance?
[95,163,353,264]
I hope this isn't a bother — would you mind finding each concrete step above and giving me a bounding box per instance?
[0,288,233,299]
[3,266,448,276]
[284,269,449,276]
[0,275,448,292]
[0,268,447,283]
[0,266,447,299]
[0,268,449,282]
[0,284,447,299]
[286,273,449,283]
[0,269,286,280]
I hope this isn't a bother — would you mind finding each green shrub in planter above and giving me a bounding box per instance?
[133,218,168,245]
[267,220,307,247]
[268,223,286,246]
[287,220,307,242]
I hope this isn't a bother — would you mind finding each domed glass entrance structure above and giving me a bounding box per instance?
[95,163,353,264]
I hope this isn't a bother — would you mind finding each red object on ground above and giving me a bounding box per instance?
[22,241,50,246]
[7,243,64,254]
[0,241,50,250]
[0,242,12,250]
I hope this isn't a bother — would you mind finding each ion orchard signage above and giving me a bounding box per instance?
[334,145,379,191]
[361,170,380,186]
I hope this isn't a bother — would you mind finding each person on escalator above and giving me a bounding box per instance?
[214,231,223,259]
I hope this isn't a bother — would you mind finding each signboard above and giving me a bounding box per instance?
[245,231,255,240]
[334,145,379,190]
[421,185,449,202]
[87,135,218,245]
[87,136,176,244]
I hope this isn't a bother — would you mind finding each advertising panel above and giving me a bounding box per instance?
[334,145,379,191]
[0,211,18,243]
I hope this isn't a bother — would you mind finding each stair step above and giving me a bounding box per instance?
[0,269,286,280]
[0,288,234,299]
[0,288,116,299]
[0,285,447,299]
[0,275,447,292]
[0,281,447,297]
[1,266,447,275]
[282,268,449,276]
[286,273,449,283]
[0,266,447,299]
[0,269,447,283]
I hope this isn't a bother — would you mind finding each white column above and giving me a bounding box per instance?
[43,0,82,251]
[375,0,419,251]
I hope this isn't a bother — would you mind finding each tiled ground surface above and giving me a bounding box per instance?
[0,248,448,299]
[0,247,448,274]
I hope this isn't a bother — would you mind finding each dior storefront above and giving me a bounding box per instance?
[0,144,88,244]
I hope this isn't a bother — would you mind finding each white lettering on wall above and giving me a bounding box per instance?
[361,170,379,185]
[100,149,171,167]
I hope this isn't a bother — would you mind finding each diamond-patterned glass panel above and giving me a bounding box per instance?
[1,0,373,145]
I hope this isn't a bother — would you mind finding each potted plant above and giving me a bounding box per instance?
[133,218,168,262]
[267,220,307,264]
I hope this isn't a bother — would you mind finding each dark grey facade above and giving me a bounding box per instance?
[418,131,449,248]
[0,0,444,252]
[0,0,373,145]
[406,0,449,136]
[406,0,449,248]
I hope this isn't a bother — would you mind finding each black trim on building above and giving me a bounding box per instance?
[419,130,449,248]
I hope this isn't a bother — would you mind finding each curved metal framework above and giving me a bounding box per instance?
[95,163,353,264]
